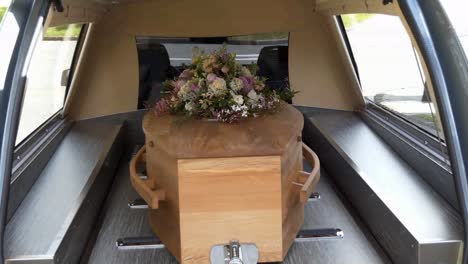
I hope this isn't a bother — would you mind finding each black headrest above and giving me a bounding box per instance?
[257,45,289,81]
[137,43,171,83]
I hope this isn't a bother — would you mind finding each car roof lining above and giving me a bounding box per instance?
[49,0,399,30]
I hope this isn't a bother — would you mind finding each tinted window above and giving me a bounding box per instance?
[16,24,83,145]
[136,33,289,108]
[342,14,444,138]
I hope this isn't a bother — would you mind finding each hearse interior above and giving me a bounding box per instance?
[0,0,467,263]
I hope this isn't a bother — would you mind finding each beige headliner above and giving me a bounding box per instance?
[53,0,400,120]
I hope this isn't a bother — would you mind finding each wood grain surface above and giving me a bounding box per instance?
[142,103,304,159]
[138,102,306,263]
[129,146,165,209]
[299,143,320,203]
[87,153,391,264]
[147,139,182,260]
[177,156,283,263]
[140,150,311,263]
[280,138,304,257]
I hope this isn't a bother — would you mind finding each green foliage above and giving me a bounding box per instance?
[0,8,80,38]
[245,63,259,76]
[341,14,375,29]
[0,7,7,23]
[412,113,435,123]
[155,47,297,122]
[44,24,81,38]
[278,87,299,102]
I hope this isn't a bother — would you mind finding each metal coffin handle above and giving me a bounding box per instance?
[210,240,259,264]
[129,145,165,209]
[298,143,321,203]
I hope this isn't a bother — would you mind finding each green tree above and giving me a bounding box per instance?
[0,7,7,23]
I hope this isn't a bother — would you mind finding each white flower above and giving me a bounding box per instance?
[247,90,259,101]
[178,83,192,100]
[241,66,252,77]
[229,78,244,91]
[208,78,227,96]
[233,94,244,105]
[230,104,249,117]
[185,102,195,112]
[198,79,205,88]
[231,104,247,111]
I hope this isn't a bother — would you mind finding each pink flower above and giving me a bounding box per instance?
[240,76,255,94]
[154,98,170,116]
[207,73,217,83]
[175,80,186,89]
[174,80,188,93]
[179,69,194,80]
[221,65,229,74]
[190,83,199,91]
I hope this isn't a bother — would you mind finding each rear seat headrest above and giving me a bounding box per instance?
[137,43,172,109]
[257,45,289,82]
[137,43,171,82]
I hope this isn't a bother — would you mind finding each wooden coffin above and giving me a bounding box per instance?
[130,103,320,264]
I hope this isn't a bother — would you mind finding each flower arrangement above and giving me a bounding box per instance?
[154,47,296,123]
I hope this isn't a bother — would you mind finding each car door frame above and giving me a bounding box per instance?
[0,0,50,261]
[398,0,468,263]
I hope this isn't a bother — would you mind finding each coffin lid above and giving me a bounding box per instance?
[142,103,304,159]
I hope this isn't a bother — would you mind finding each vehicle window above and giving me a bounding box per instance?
[439,0,468,59]
[136,33,289,109]
[0,0,11,27]
[16,23,83,145]
[0,0,15,99]
[342,14,444,138]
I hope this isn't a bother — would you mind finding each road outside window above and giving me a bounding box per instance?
[16,24,82,145]
[342,14,443,138]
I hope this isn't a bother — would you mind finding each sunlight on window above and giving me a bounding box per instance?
[342,14,443,137]
[16,24,82,145]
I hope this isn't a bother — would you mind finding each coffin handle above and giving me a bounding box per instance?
[129,145,165,209]
[298,143,321,203]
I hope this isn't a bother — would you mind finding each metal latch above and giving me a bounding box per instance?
[210,240,259,264]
